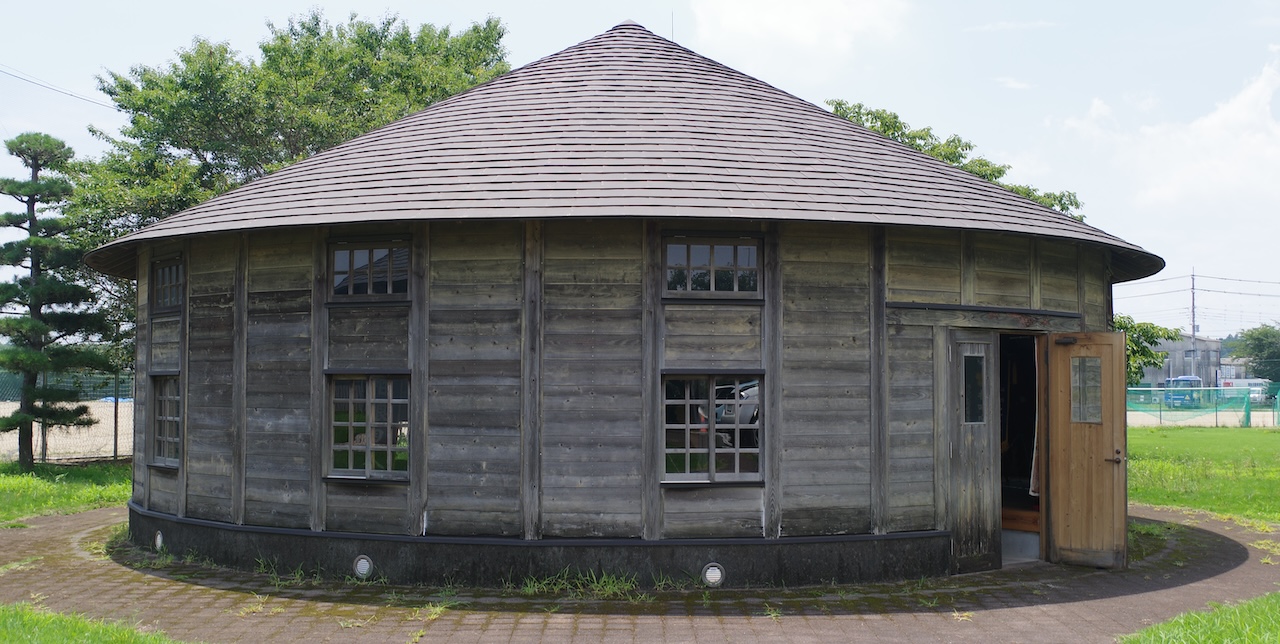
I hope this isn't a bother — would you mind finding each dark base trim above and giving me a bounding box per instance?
[129,503,954,587]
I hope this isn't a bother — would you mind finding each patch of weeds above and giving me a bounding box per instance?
[1261,556,1276,565]
[1128,520,1181,562]
[952,609,974,622]
[540,603,561,614]
[0,557,42,576]
[1,522,28,529]
[343,573,389,586]
[918,596,940,608]
[1249,539,1280,557]
[700,590,713,609]
[760,603,783,622]
[518,567,642,601]
[233,593,271,617]
[652,571,691,592]
[338,616,377,628]
[408,629,427,644]
[414,599,466,621]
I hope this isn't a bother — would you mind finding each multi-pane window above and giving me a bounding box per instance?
[331,376,410,479]
[152,258,184,312]
[665,239,760,295]
[663,376,761,483]
[332,243,410,297]
[153,376,181,466]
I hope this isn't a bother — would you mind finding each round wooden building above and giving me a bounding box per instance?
[86,21,1163,586]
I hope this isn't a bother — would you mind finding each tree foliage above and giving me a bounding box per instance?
[0,133,113,471]
[1235,324,1280,383]
[62,10,510,364]
[826,99,1083,218]
[1113,314,1182,386]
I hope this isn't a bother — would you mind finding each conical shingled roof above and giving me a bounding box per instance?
[86,21,1162,281]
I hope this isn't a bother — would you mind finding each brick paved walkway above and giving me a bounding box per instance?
[0,505,1277,643]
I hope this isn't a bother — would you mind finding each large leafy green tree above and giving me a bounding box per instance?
[1235,324,1280,382]
[827,100,1083,218]
[0,133,113,471]
[62,10,510,362]
[1112,314,1183,386]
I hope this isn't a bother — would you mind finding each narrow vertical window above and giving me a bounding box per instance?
[151,257,184,312]
[963,355,985,423]
[331,375,410,479]
[153,376,181,466]
[1071,357,1103,423]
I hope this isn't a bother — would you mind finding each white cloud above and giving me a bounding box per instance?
[995,76,1032,90]
[964,20,1055,32]
[689,0,910,85]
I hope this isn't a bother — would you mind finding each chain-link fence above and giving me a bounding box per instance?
[1127,387,1278,428]
[0,371,135,462]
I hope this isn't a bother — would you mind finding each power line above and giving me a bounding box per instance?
[0,64,119,111]
[1115,288,1186,299]
[1116,274,1189,286]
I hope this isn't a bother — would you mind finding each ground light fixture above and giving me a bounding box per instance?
[701,562,725,587]
[352,555,374,580]
[153,530,164,551]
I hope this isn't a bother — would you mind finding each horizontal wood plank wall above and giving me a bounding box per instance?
[148,468,179,514]
[134,247,151,508]
[328,307,410,370]
[149,318,182,372]
[663,305,762,369]
[886,228,961,304]
[540,220,645,538]
[885,323,936,531]
[325,484,409,533]
[778,223,873,536]
[662,486,763,537]
[427,221,523,536]
[1039,242,1079,312]
[243,231,314,529]
[1081,247,1111,331]
[183,234,236,523]
[972,235,1032,309]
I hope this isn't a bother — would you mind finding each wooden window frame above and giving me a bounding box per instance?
[328,375,410,480]
[152,375,181,467]
[150,256,184,315]
[329,240,411,302]
[663,236,763,300]
[662,375,762,483]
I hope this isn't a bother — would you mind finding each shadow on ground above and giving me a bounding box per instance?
[102,509,1263,619]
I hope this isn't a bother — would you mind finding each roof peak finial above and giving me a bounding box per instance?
[616,19,642,28]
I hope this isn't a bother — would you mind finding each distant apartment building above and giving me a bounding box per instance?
[1138,333,1222,387]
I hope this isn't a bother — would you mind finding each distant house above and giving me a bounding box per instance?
[86,22,1163,586]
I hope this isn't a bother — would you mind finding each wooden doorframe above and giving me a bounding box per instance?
[949,329,1000,573]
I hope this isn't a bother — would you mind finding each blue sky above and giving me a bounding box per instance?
[3,0,1279,338]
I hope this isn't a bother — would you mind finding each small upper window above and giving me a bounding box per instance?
[151,258,184,313]
[332,242,410,298]
[665,238,760,296]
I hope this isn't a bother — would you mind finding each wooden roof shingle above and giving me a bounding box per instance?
[86,21,1163,281]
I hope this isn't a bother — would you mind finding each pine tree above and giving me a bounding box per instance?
[0,133,113,470]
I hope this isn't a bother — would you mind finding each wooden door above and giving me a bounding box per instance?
[1047,332,1127,568]
[950,331,1000,573]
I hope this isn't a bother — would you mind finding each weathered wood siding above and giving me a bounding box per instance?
[539,220,645,537]
[1039,243,1079,312]
[426,221,523,536]
[243,231,313,528]
[663,305,762,369]
[662,486,763,538]
[886,229,961,304]
[328,307,410,370]
[777,223,872,535]
[325,483,410,534]
[972,236,1032,309]
[149,318,182,372]
[1082,247,1111,331]
[885,323,935,532]
[148,467,179,515]
[183,235,236,522]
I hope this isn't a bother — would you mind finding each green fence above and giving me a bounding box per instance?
[0,371,136,462]
[1126,387,1277,428]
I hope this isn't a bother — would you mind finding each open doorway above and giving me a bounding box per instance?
[999,334,1041,564]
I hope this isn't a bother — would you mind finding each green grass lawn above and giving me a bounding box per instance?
[0,603,182,643]
[1119,592,1280,643]
[0,460,131,525]
[1128,426,1280,523]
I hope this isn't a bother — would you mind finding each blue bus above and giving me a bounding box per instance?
[1164,375,1202,408]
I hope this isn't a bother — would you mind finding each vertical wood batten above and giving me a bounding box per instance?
[177,239,190,518]
[932,324,949,531]
[960,231,975,306]
[1075,245,1087,332]
[869,228,888,534]
[641,221,662,540]
[232,234,248,524]
[136,246,152,509]
[309,229,328,532]
[1030,239,1043,310]
[763,223,782,538]
[409,223,430,535]
[520,221,544,540]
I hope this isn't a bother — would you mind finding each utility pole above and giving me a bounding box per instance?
[1190,269,1198,380]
